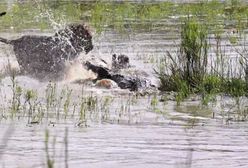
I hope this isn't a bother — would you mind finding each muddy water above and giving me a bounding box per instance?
[1,1,248,168]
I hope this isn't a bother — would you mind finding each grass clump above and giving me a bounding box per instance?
[156,18,248,104]
[156,18,208,103]
[180,18,208,88]
[223,78,247,97]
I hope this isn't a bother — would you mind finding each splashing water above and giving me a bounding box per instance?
[63,57,97,83]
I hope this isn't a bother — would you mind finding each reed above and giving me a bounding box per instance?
[156,17,248,105]
[156,18,208,103]
[45,129,55,168]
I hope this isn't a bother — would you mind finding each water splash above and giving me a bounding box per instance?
[63,58,97,83]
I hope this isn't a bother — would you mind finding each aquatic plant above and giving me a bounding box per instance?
[150,93,159,110]
[0,77,152,125]
[200,75,222,105]
[156,18,209,103]
[63,87,72,119]
[45,82,57,116]
[100,96,113,121]
[156,16,248,104]
[10,73,22,116]
[78,100,86,126]
[45,130,55,168]
[24,89,38,123]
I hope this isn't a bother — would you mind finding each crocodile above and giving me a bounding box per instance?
[84,59,155,92]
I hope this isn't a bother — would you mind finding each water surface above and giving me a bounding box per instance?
[1,1,248,168]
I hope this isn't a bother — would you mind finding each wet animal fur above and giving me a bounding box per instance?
[0,24,93,80]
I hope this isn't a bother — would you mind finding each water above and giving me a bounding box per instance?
[2,121,248,168]
[1,1,248,168]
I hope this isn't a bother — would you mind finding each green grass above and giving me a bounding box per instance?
[0,77,152,125]
[156,17,248,104]
[156,18,209,103]
[0,0,248,33]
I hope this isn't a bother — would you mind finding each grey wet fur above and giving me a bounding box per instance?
[0,24,93,80]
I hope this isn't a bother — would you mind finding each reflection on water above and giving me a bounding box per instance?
[1,1,248,168]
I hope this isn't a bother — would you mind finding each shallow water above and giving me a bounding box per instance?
[1,1,248,168]
[2,120,248,168]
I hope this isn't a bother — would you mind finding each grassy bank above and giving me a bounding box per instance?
[0,0,248,33]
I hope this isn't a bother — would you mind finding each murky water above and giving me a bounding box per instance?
[1,1,248,168]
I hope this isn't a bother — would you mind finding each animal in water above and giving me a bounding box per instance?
[0,24,93,80]
[0,12,6,17]
[112,54,130,70]
[84,61,153,91]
